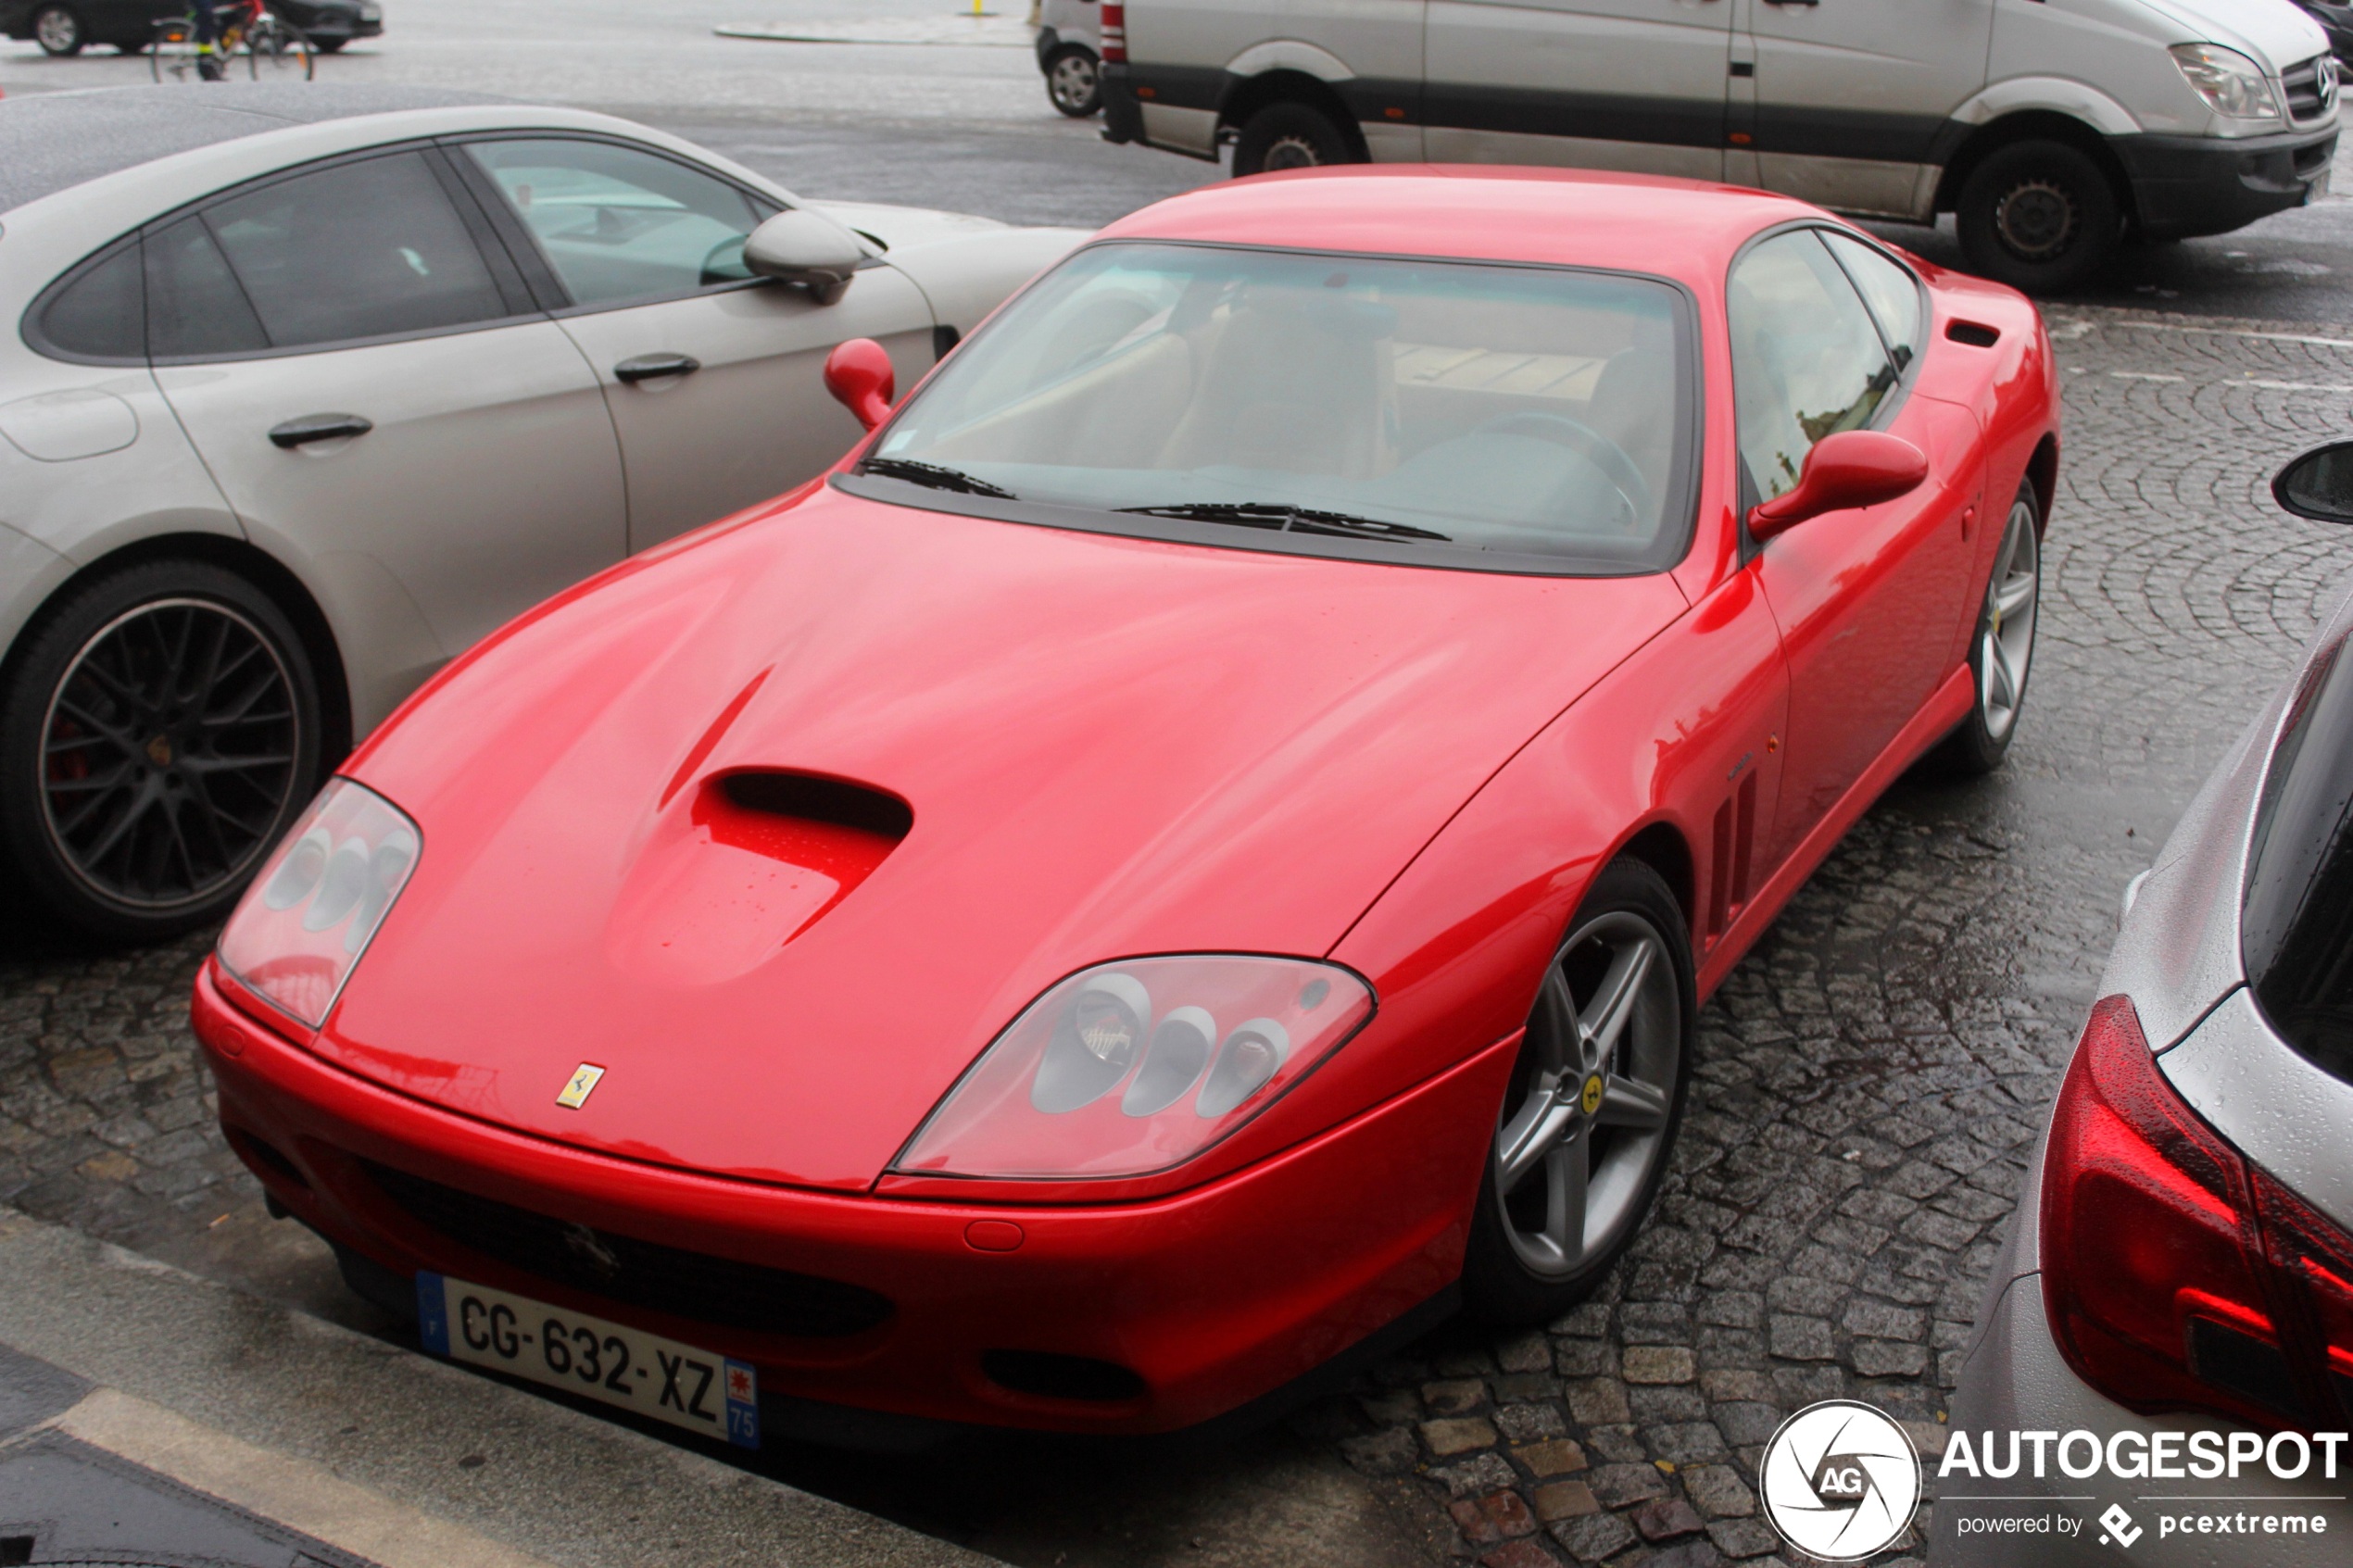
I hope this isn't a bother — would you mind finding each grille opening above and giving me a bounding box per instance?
[225,1127,309,1191]
[982,1349,1148,1403]
[723,771,912,841]
[364,1160,893,1338]
[1945,320,2000,349]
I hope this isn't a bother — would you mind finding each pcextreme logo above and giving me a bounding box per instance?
[1759,1399,1923,1562]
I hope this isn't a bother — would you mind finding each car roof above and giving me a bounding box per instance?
[1092,165,1831,290]
[0,83,514,217]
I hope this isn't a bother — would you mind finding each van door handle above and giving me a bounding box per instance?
[269,413,374,448]
[614,353,701,384]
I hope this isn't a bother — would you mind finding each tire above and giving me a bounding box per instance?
[312,35,347,53]
[0,561,323,944]
[1044,44,1098,117]
[1956,140,2122,295]
[1462,857,1695,1324]
[31,5,84,55]
[1232,100,1358,179]
[243,17,313,79]
[1931,480,2042,776]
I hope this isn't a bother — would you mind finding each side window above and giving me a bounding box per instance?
[34,241,145,361]
[462,138,777,308]
[1727,231,1899,501]
[147,217,269,359]
[194,150,510,352]
[1821,232,1924,370]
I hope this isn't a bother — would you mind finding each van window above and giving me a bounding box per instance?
[1820,232,1923,368]
[1728,231,1899,501]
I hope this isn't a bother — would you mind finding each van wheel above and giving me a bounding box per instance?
[1957,140,2121,295]
[1044,45,1099,117]
[1233,102,1358,178]
[0,561,322,944]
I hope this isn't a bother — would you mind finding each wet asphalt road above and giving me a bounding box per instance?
[7,7,2353,1566]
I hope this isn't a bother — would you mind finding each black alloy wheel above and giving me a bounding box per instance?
[0,562,322,942]
[1233,101,1358,179]
[31,4,84,54]
[1956,140,2122,295]
[1462,857,1695,1323]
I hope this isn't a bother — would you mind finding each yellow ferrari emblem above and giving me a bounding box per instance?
[557,1063,606,1110]
[1580,1074,1604,1115]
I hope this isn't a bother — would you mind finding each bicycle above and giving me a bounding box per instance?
[152,1,315,82]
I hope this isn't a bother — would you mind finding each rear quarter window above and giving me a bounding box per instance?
[2244,635,2353,1082]
[27,239,145,362]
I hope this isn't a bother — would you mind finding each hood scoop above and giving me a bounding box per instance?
[607,771,911,987]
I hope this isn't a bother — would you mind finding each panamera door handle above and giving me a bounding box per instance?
[614,353,702,384]
[269,413,374,448]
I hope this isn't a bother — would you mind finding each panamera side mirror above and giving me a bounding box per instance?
[744,210,865,305]
[1748,430,1930,542]
[824,338,897,431]
[2273,442,2353,523]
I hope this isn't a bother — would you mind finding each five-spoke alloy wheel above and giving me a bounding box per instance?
[1465,857,1693,1322]
[1934,480,2043,775]
[0,562,322,942]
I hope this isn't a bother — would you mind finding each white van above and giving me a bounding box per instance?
[1097,0,2340,292]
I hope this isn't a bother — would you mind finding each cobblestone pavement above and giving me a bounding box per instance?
[7,304,2353,1567]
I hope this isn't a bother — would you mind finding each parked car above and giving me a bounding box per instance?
[1943,446,2353,1563]
[1034,0,1101,117]
[193,167,2057,1446]
[1098,0,2340,295]
[1,0,382,55]
[0,83,1085,941]
[2293,0,2353,68]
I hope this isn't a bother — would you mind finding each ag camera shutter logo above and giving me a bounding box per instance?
[1760,1399,1923,1561]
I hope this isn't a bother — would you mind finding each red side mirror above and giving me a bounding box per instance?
[824,338,896,432]
[1748,429,1929,542]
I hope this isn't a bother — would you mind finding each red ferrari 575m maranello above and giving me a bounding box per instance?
[193,167,2057,1446]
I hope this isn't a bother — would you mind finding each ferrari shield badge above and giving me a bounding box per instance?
[557,1063,607,1110]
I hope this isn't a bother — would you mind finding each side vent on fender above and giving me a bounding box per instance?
[1945,320,2001,348]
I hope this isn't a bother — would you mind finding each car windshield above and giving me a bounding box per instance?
[858,243,1692,571]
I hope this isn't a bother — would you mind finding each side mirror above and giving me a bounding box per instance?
[1748,429,1930,542]
[824,338,896,431]
[744,210,865,305]
[2273,442,2353,523]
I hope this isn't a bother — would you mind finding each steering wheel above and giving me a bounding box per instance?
[1469,411,1654,533]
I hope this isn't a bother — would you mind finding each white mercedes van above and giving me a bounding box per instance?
[1097,0,2340,292]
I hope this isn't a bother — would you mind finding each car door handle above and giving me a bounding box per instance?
[614,354,702,384]
[269,413,374,448]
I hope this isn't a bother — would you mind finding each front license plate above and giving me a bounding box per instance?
[416,1272,759,1449]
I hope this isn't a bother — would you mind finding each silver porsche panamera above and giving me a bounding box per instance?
[0,83,1084,939]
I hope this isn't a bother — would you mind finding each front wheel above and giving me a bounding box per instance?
[1044,45,1099,117]
[1956,140,2121,295]
[1931,481,2042,776]
[311,34,347,53]
[1232,101,1358,179]
[0,561,323,944]
[32,5,84,54]
[1462,857,1694,1323]
[244,16,314,79]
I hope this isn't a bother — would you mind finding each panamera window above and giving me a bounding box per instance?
[854,243,1694,572]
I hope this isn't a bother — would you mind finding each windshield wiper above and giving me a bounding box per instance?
[860,458,1016,499]
[1115,501,1450,543]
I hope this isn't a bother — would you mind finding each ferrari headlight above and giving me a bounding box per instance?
[216,779,421,1030]
[2171,44,2283,120]
[894,956,1374,1179]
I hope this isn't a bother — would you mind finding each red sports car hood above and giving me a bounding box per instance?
[321,487,1686,1189]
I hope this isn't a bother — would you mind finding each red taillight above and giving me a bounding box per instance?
[2042,996,2353,1426]
[1101,1,1125,64]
